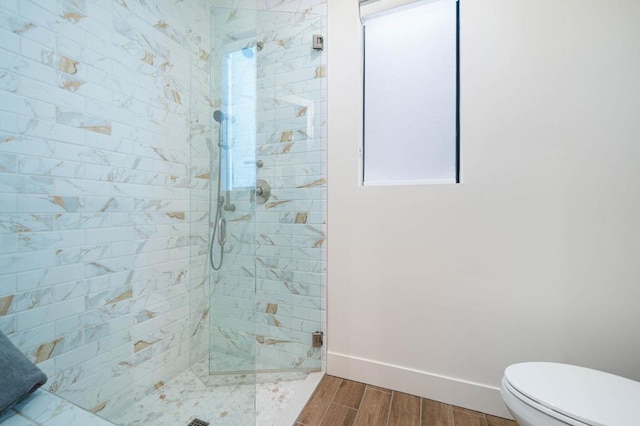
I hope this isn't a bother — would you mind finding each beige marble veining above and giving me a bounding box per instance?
[0,0,214,419]
[1,0,327,421]
[111,365,307,426]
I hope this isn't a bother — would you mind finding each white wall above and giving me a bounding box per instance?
[327,0,640,417]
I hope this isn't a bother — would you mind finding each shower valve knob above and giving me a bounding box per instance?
[255,179,271,204]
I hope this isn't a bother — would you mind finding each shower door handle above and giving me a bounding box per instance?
[218,217,227,245]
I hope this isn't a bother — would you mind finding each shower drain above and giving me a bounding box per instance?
[187,419,210,426]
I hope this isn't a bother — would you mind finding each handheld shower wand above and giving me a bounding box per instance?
[213,111,236,212]
[209,110,233,270]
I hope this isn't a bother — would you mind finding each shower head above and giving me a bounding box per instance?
[213,110,226,123]
[241,47,254,58]
[240,42,263,58]
[214,110,229,149]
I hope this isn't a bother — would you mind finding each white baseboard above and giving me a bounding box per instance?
[327,352,513,420]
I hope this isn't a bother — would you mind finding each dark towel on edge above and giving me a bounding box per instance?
[0,331,48,416]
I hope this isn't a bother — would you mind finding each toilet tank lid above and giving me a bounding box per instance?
[505,362,640,426]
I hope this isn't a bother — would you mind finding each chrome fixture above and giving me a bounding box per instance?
[312,34,324,51]
[209,110,234,270]
[243,41,264,54]
[243,159,264,168]
[213,110,236,213]
[312,331,324,348]
[255,179,271,205]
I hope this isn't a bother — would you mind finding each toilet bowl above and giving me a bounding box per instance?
[501,362,640,426]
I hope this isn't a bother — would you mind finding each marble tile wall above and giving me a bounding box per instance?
[0,0,211,421]
[206,1,327,373]
[2,389,114,425]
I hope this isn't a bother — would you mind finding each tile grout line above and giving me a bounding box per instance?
[450,405,455,426]
[330,402,359,411]
[384,390,395,426]
[351,383,370,425]
[317,377,342,426]
[419,397,423,426]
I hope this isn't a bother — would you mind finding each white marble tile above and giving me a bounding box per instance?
[110,365,308,426]
[11,391,71,424]
[40,406,112,426]
[0,413,38,426]
[6,389,114,426]
[1,0,326,421]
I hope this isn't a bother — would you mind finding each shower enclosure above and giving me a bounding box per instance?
[0,0,325,423]
[189,4,327,419]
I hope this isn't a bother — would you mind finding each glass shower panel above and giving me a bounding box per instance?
[202,5,325,387]
[209,7,260,376]
[254,9,325,374]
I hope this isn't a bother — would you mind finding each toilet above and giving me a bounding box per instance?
[501,362,640,425]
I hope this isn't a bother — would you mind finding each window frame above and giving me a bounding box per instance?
[360,0,461,186]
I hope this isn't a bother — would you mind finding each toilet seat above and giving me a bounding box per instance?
[502,376,588,425]
[504,362,640,426]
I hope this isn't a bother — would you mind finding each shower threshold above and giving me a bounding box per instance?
[111,360,322,426]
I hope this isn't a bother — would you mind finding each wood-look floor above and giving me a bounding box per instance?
[295,375,517,426]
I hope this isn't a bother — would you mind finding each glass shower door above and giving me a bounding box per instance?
[208,7,260,378]
[201,0,325,395]
[186,3,326,425]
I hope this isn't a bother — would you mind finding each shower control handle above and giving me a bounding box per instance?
[255,179,271,204]
[243,160,264,168]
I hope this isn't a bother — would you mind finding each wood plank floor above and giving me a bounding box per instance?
[295,375,517,426]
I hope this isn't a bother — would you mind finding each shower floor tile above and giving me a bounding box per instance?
[111,367,306,426]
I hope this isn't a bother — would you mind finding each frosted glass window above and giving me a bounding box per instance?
[363,0,459,185]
